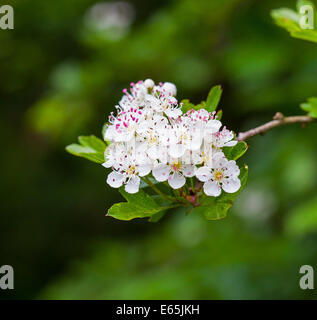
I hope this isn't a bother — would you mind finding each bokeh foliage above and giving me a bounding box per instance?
[1,0,317,299]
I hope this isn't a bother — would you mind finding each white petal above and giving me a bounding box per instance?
[168,144,186,158]
[145,95,161,111]
[187,133,203,151]
[107,171,125,188]
[222,177,241,193]
[147,145,159,160]
[102,160,112,168]
[125,175,140,194]
[144,79,154,88]
[195,166,212,182]
[137,162,152,177]
[152,163,170,182]
[168,173,186,189]
[203,180,221,197]
[104,125,115,141]
[224,140,238,147]
[157,146,169,163]
[162,82,177,96]
[165,108,182,119]
[181,165,196,177]
[226,160,240,177]
[206,120,222,133]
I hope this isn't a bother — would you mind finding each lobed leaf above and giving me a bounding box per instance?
[180,99,195,113]
[78,135,108,153]
[66,135,107,164]
[223,141,248,161]
[107,188,174,221]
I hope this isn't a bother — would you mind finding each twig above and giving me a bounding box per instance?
[237,112,315,141]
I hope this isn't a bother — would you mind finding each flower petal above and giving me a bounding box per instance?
[206,120,222,133]
[162,82,177,96]
[125,175,140,194]
[168,144,186,158]
[107,171,125,188]
[223,140,237,147]
[152,163,170,182]
[181,164,196,177]
[203,180,221,197]
[102,160,113,168]
[226,160,240,177]
[137,162,152,177]
[222,177,241,193]
[195,166,212,182]
[168,173,186,189]
[165,108,182,119]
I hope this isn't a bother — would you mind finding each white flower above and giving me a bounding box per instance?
[206,125,237,148]
[195,153,241,196]
[106,158,152,194]
[106,106,143,142]
[150,83,182,118]
[152,160,196,189]
[102,79,242,198]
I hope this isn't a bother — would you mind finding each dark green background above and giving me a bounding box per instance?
[1,0,317,299]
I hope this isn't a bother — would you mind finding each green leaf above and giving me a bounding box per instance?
[180,99,195,113]
[66,135,106,164]
[78,135,108,153]
[223,141,248,161]
[300,97,317,118]
[216,109,223,121]
[205,85,222,112]
[148,211,167,223]
[285,197,317,235]
[107,188,172,221]
[193,165,248,220]
[271,4,317,44]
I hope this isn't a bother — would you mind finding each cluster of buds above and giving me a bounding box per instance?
[103,79,241,198]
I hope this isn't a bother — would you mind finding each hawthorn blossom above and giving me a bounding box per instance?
[102,79,241,195]
[205,124,237,148]
[195,152,241,196]
[105,152,152,194]
[152,160,196,189]
[105,106,143,142]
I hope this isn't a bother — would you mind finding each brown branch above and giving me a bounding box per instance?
[237,112,315,141]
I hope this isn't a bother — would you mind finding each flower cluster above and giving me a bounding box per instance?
[103,79,241,196]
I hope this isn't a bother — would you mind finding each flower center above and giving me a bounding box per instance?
[214,170,223,182]
[126,165,136,176]
[170,161,181,172]
[148,134,157,144]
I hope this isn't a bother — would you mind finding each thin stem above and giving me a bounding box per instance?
[190,177,196,193]
[142,177,176,203]
[237,112,315,141]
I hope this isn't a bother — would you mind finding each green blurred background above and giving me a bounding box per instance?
[1,0,317,299]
